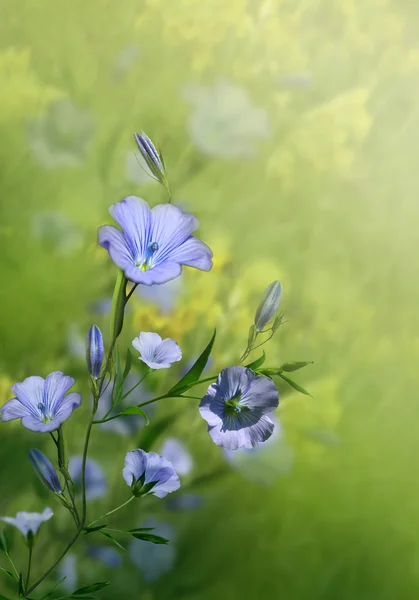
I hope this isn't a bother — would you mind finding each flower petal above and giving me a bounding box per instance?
[10,376,45,417]
[150,204,199,265]
[123,449,148,486]
[98,225,135,271]
[54,392,82,422]
[199,384,224,426]
[132,332,162,360]
[209,415,275,450]
[167,236,213,271]
[44,372,75,413]
[126,261,182,285]
[216,367,252,400]
[1,398,31,421]
[241,373,279,413]
[109,196,152,260]
[153,339,182,368]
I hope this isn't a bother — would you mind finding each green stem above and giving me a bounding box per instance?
[120,370,151,402]
[24,546,33,592]
[57,427,80,527]
[5,552,19,579]
[86,496,135,529]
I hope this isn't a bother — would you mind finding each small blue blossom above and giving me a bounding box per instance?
[254,281,282,332]
[160,439,193,476]
[87,546,123,568]
[183,80,269,158]
[199,366,279,450]
[86,325,104,379]
[129,519,175,582]
[1,372,82,433]
[29,449,63,493]
[132,332,182,370]
[68,457,107,500]
[0,508,53,539]
[134,132,167,187]
[57,554,78,592]
[123,449,180,498]
[98,196,213,285]
[136,277,182,314]
[166,494,203,512]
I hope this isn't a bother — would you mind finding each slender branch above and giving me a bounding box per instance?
[5,552,19,579]
[24,545,33,592]
[120,370,151,403]
[86,496,135,529]
[125,283,138,303]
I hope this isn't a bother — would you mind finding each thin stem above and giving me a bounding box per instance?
[24,545,33,592]
[86,496,135,529]
[120,370,151,402]
[5,552,19,579]
[57,427,80,527]
[125,283,138,303]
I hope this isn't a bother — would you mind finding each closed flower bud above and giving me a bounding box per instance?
[29,449,63,494]
[86,325,104,379]
[254,281,282,332]
[134,132,168,189]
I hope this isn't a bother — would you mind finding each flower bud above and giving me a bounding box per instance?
[29,449,63,494]
[134,132,168,188]
[86,325,104,379]
[254,281,282,332]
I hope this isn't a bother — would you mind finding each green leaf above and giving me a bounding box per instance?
[279,361,313,372]
[168,329,216,396]
[18,573,24,596]
[109,269,127,343]
[67,581,109,597]
[40,576,67,599]
[82,524,108,535]
[279,373,312,397]
[0,529,9,553]
[122,348,132,381]
[117,405,149,424]
[0,594,11,600]
[99,530,126,552]
[127,527,154,533]
[0,567,17,581]
[128,531,169,545]
[245,351,266,371]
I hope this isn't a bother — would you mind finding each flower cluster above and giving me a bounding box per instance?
[0,132,310,599]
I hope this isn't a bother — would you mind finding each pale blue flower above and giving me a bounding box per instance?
[57,554,78,592]
[86,325,104,379]
[183,80,269,158]
[29,449,63,493]
[160,439,193,476]
[1,372,81,433]
[132,332,182,369]
[98,196,212,285]
[199,366,279,450]
[0,508,53,539]
[87,546,123,568]
[68,457,107,500]
[27,98,93,168]
[129,519,175,582]
[123,449,180,498]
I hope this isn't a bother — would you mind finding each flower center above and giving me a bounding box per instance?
[137,242,159,272]
[225,391,243,415]
[37,402,51,424]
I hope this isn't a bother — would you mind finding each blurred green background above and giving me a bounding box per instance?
[1,0,419,597]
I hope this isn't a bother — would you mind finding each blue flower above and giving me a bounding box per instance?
[166,494,203,512]
[123,449,180,498]
[86,325,104,379]
[254,281,282,332]
[199,366,279,450]
[95,374,152,436]
[1,372,82,433]
[0,508,53,539]
[160,439,193,476]
[29,449,63,493]
[87,546,123,568]
[183,80,269,158]
[132,332,182,370]
[136,277,182,314]
[57,554,78,592]
[68,457,107,500]
[98,196,212,285]
[129,519,175,582]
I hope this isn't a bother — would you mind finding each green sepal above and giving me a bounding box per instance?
[279,373,312,397]
[82,524,108,535]
[127,530,169,544]
[109,270,127,343]
[117,405,149,424]
[278,361,313,372]
[245,351,266,371]
[99,530,126,552]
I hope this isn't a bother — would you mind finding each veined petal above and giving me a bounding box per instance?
[123,449,148,487]
[54,392,82,421]
[199,385,224,426]
[167,236,213,271]
[132,332,162,357]
[109,196,152,260]
[124,261,182,285]
[44,372,75,413]
[150,204,199,265]
[98,225,135,271]
[153,339,182,366]
[241,374,279,413]
[11,376,45,416]
[1,398,30,421]
[217,367,252,400]
[209,415,275,450]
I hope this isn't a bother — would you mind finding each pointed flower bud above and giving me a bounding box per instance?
[86,325,104,379]
[134,132,169,189]
[29,449,63,493]
[254,281,282,332]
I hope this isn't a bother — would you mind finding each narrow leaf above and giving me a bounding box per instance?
[18,573,24,596]
[129,532,169,545]
[245,351,266,371]
[0,594,11,600]
[99,530,126,552]
[0,567,17,581]
[279,373,312,397]
[82,524,108,535]
[127,527,154,534]
[0,530,9,553]
[70,581,109,595]
[40,576,67,599]
[168,330,216,396]
[117,406,149,424]
[279,361,313,372]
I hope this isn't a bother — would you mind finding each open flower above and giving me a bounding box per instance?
[123,449,180,498]
[160,439,193,476]
[1,372,81,433]
[199,366,279,450]
[29,449,63,493]
[68,457,107,500]
[98,196,212,285]
[132,332,182,369]
[0,508,53,539]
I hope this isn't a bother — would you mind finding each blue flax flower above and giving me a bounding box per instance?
[98,196,212,285]
[123,449,180,498]
[68,456,107,500]
[160,438,193,476]
[29,449,63,493]
[199,366,279,450]
[129,519,175,582]
[132,332,182,369]
[0,508,53,539]
[86,325,104,379]
[1,372,81,433]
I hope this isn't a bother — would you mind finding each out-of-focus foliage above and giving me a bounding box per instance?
[1,0,419,598]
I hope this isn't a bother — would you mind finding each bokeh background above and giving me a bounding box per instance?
[1,0,419,597]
